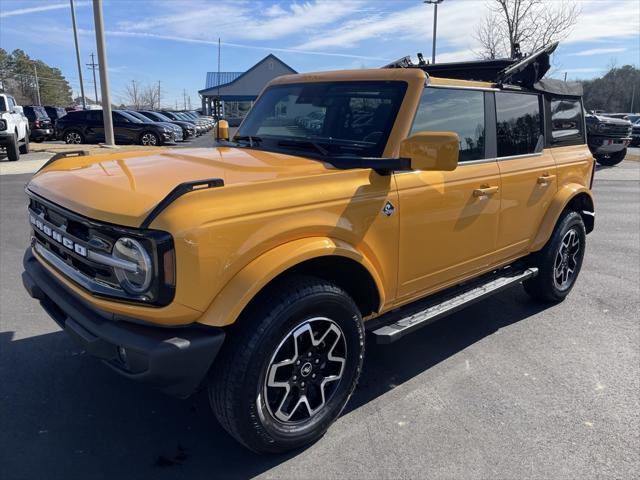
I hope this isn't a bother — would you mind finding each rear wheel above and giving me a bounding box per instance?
[524,211,586,302]
[209,276,364,453]
[64,130,84,144]
[140,131,159,146]
[6,133,19,161]
[19,131,30,154]
[595,149,626,166]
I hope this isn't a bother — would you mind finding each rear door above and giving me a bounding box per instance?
[492,91,557,261]
[84,110,104,141]
[395,86,501,302]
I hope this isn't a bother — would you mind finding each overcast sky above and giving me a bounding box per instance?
[0,0,638,108]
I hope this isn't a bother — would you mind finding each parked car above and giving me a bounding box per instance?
[631,119,640,147]
[183,111,213,129]
[161,111,203,135]
[44,106,67,122]
[22,44,595,454]
[585,113,632,165]
[138,111,196,139]
[23,106,53,142]
[125,110,184,142]
[0,93,29,160]
[602,113,639,123]
[57,109,178,145]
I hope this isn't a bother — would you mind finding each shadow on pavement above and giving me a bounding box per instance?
[1,287,550,479]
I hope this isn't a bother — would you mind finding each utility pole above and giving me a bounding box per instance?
[92,0,114,146]
[175,99,178,110]
[183,89,187,110]
[188,95,191,110]
[563,72,568,82]
[87,52,99,103]
[33,65,41,105]
[157,80,161,110]
[70,0,86,109]
[631,83,636,112]
[424,0,443,64]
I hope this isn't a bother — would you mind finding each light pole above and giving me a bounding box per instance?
[92,0,114,146]
[424,0,443,64]
[69,0,86,109]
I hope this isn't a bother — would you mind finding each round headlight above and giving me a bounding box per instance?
[113,237,152,294]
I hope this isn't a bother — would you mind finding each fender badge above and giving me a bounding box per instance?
[382,201,395,217]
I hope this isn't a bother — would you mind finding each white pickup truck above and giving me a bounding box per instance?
[0,93,30,161]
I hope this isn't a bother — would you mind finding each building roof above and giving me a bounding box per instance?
[200,54,297,95]
[205,72,244,90]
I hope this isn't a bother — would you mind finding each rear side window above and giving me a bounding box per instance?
[495,92,542,157]
[550,98,584,144]
[411,88,486,162]
[66,111,86,120]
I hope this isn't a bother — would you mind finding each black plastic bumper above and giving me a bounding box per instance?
[22,249,225,398]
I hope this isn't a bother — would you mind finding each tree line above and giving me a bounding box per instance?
[0,48,73,106]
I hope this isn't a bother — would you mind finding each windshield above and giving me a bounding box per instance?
[116,110,143,123]
[234,81,407,157]
[127,111,152,122]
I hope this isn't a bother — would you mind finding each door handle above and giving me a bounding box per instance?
[537,174,556,186]
[473,186,499,198]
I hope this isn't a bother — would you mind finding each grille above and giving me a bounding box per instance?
[601,124,632,137]
[29,197,120,290]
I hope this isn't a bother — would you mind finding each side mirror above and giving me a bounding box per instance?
[399,131,459,171]
[13,105,23,114]
[216,119,229,141]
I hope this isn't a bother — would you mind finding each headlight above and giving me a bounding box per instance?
[163,127,173,133]
[0,119,6,131]
[113,237,153,294]
[597,123,606,132]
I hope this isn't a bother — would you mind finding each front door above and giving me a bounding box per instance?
[395,86,501,303]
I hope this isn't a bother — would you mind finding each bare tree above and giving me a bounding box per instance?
[124,80,140,109]
[141,84,159,110]
[475,0,580,59]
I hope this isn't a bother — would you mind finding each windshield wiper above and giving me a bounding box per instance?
[277,139,330,157]
[233,135,262,147]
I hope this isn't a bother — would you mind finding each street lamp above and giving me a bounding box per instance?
[424,0,444,64]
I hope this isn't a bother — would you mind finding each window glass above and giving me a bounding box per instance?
[0,97,7,111]
[411,88,485,162]
[86,111,102,122]
[237,81,407,157]
[550,98,583,142]
[495,92,542,157]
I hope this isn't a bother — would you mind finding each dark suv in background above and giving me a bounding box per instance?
[23,106,53,142]
[57,110,178,145]
[585,113,632,166]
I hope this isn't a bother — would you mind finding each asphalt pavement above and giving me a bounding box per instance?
[0,160,638,479]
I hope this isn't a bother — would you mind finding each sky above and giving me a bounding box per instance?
[0,0,638,108]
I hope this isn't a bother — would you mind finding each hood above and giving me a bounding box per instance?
[591,115,631,125]
[27,147,330,227]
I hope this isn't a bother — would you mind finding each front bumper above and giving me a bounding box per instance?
[589,136,631,154]
[22,249,225,398]
[0,132,14,145]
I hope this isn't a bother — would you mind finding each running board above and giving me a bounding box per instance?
[371,268,538,344]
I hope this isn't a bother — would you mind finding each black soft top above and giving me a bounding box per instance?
[532,78,583,97]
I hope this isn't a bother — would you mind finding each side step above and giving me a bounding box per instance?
[371,268,538,344]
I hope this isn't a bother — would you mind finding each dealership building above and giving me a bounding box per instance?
[199,54,296,121]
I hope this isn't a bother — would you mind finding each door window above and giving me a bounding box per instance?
[550,98,584,144]
[495,92,542,157]
[411,88,486,162]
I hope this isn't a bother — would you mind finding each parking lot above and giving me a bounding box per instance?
[1,158,638,479]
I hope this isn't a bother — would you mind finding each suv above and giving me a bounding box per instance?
[0,93,30,160]
[57,109,177,145]
[22,45,595,453]
[23,106,54,142]
[585,113,632,166]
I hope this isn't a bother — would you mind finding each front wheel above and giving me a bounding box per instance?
[524,211,586,302]
[6,133,20,161]
[595,149,626,166]
[140,131,160,146]
[209,276,364,453]
[64,130,84,144]
[19,132,30,154]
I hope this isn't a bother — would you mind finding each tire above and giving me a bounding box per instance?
[64,130,84,145]
[19,131,30,154]
[33,138,44,143]
[140,131,159,146]
[6,133,20,161]
[595,148,626,166]
[523,210,586,302]
[209,275,365,453]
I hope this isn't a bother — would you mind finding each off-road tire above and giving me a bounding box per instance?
[209,275,365,453]
[6,133,20,161]
[524,210,586,302]
[19,132,30,154]
[595,149,626,166]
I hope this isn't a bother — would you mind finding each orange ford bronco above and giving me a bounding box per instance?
[23,44,594,453]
